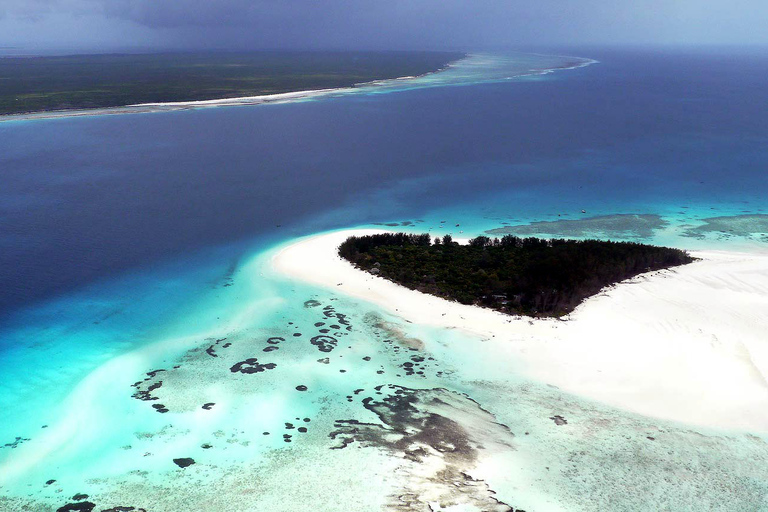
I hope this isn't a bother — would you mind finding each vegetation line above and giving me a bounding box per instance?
[0,51,464,116]
[339,232,695,317]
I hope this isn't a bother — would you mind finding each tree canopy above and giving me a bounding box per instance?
[339,232,694,317]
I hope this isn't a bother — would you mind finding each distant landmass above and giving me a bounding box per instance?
[339,232,694,317]
[0,50,464,116]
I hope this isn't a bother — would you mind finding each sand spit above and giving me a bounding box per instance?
[273,229,768,432]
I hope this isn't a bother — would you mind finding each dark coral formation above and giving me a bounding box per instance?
[2,435,30,449]
[58,503,145,512]
[205,337,229,358]
[550,415,568,426]
[229,358,277,374]
[172,457,195,468]
[329,385,518,511]
[56,503,96,512]
[130,369,165,402]
[310,335,338,353]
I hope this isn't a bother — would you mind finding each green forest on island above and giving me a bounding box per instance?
[339,232,694,317]
[0,51,463,115]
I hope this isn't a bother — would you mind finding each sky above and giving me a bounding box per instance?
[1,0,767,52]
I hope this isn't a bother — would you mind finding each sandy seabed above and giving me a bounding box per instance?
[4,228,768,512]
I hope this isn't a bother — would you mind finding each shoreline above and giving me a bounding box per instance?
[0,52,596,123]
[0,86,367,123]
[0,55,468,123]
[272,228,768,432]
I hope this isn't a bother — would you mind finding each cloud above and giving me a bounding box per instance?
[98,0,260,28]
[1,0,767,50]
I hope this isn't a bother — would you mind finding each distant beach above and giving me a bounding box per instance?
[0,53,596,123]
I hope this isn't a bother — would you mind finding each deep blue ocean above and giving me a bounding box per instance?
[1,49,768,507]
[2,48,767,318]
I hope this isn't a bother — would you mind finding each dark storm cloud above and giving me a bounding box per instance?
[1,0,768,50]
[98,0,259,28]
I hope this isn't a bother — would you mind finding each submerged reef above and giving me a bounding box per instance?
[330,385,519,511]
[486,213,668,239]
[682,213,768,241]
[4,293,768,511]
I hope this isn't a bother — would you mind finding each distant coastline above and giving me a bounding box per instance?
[0,51,465,121]
[0,87,360,122]
[0,51,596,122]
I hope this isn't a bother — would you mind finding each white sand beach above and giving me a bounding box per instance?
[131,87,344,109]
[273,229,768,432]
[0,54,599,124]
[0,59,464,123]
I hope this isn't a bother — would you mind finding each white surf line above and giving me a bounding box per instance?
[0,56,471,123]
[0,52,596,123]
[272,229,768,432]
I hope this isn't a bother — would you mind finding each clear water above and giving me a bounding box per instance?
[1,49,768,511]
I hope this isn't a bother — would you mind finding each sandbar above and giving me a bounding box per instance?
[273,229,768,431]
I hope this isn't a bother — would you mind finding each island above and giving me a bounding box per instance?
[0,51,463,116]
[338,232,694,317]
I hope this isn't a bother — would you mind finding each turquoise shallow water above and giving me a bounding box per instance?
[2,49,768,510]
[5,242,768,511]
